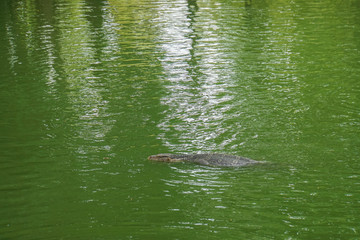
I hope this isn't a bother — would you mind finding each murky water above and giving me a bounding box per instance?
[1,0,360,239]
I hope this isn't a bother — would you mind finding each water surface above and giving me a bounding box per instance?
[1,0,360,239]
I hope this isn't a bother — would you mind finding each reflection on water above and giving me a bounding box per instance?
[154,0,360,159]
[156,0,238,152]
[1,0,360,239]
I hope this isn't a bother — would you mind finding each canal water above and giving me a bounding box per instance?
[1,0,359,239]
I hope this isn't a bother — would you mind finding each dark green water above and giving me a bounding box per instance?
[1,0,360,239]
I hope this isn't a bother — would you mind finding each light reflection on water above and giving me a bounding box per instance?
[1,0,360,239]
[156,2,236,152]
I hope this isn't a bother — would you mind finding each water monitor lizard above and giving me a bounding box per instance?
[148,153,261,167]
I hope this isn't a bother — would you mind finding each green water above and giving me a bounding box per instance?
[1,0,360,239]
